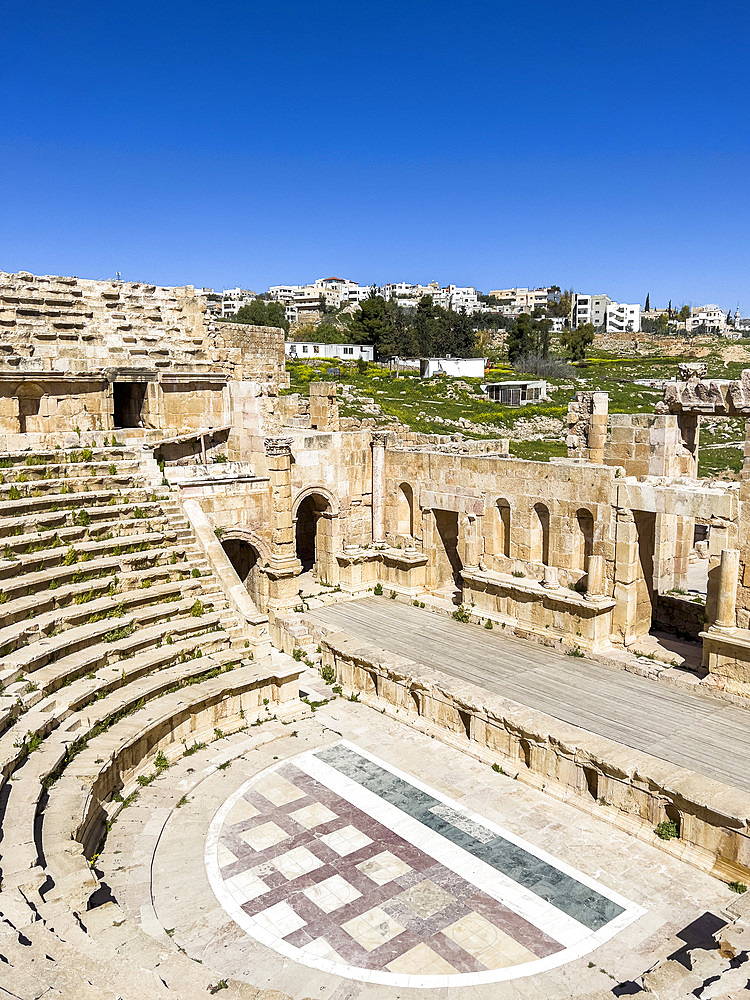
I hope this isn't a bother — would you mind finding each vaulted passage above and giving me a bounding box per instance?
[222,538,263,608]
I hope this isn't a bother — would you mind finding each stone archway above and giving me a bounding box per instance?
[221,537,265,609]
[295,492,334,580]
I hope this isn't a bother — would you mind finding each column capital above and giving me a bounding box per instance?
[264,436,294,458]
[371,430,390,449]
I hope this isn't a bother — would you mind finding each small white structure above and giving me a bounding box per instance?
[285,342,374,361]
[484,380,548,405]
[420,357,486,378]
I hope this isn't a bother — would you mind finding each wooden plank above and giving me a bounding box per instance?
[310,599,750,792]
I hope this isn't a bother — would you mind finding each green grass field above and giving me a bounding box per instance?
[285,345,750,477]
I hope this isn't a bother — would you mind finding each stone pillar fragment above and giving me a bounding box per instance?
[713,548,740,630]
[586,554,605,598]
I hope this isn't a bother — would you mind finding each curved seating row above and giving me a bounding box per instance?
[0,446,303,999]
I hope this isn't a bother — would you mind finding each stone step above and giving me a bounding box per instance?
[0,576,203,657]
[2,608,229,702]
[0,529,183,580]
[0,485,158,518]
[0,634,241,782]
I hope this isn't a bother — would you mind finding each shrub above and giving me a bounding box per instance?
[484,618,493,629]
[655,819,679,841]
[373,582,383,596]
[729,881,747,894]
[321,664,335,684]
[74,509,91,526]
[214,526,224,539]
[191,567,200,578]
[190,599,205,617]
[566,645,585,657]
[452,605,471,623]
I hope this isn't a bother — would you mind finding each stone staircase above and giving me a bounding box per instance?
[0,445,301,999]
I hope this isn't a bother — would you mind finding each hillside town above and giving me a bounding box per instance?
[203,276,745,338]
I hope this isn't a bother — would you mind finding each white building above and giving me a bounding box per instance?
[686,305,727,334]
[285,342,374,361]
[381,281,481,314]
[220,287,256,318]
[488,287,561,316]
[606,301,641,333]
[484,379,548,405]
[312,277,371,309]
[571,294,640,332]
[420,357,486,378]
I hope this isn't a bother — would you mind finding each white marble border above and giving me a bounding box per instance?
[205,741,645,989]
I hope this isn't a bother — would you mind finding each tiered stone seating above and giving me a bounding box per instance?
[0,445,301,999]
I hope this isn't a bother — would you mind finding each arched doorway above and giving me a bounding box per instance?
[222,538,264,608]
[295,493,331,574]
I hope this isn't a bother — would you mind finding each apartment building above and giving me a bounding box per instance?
[488,286,561,315]
[219,287,257,318]
[686,305,727,333]
[571,293,640,332]
[381,281,481,313]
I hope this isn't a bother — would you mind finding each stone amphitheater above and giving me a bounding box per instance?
[2,271,750,999]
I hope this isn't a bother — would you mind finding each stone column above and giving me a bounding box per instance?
[586,554,606,598]
[371,431,388,544]
[263,437,301,608]
[713,548,740,630]
[463,513,482,568]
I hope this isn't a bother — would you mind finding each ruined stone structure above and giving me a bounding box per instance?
[2,271,750,998]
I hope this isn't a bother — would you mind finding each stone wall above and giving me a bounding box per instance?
[654,593,707,640]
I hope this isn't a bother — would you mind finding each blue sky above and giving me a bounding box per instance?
[1,1,748,310]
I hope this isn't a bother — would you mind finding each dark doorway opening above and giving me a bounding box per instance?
[113,382,147,428]
[222,539,259,585]
[18,395,41,433]
[295,494,329,572]
[633,510,656,632]
[434,509,463,598]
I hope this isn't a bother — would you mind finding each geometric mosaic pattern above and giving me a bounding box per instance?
[206,742,644,987]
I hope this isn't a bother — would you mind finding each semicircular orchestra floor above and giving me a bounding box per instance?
[101,684,732,999]
[207,740,643,988]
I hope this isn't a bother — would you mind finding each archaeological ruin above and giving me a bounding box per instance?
[2,269,750,999]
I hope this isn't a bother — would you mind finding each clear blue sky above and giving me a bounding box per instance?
[2,1,748,310]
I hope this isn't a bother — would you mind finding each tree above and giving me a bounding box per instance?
[548,290,572,319]
[507,313,533,364]
[265,301,288,330]
[645,293,650,312]
[447,308,477,357]
[678,305,691,322]
[506,313,551,365]
[349,295,392,352]
[560,323,595,362]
